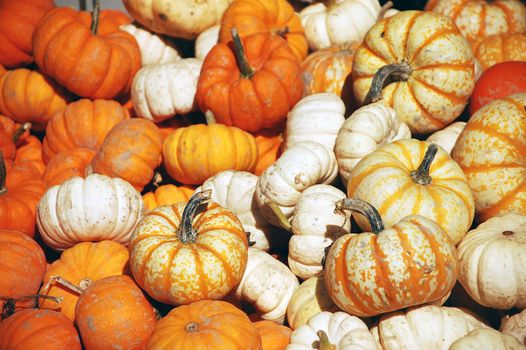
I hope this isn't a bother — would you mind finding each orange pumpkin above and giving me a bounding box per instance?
[0,0,55,68]
[32,4,141,99]
[158,116,193,141]
[39,240,130,321]
[42,99,130,163]
[14,135,45,176]
[89,118,163,192]
[474,33,526,70]
[254,320,292,350]
[129,191,249,305]
[0,68,70,130]
[0,154,45,237]
[147,300,262,349]
[76,275,157,350]
[196,31,303,133]
[219,0,307,61]
[0,230,46,318]
[97,9,132,35]
[0,120,45,176]
[0,309,81,349]
[254,129,282,176]
[43,148,96,188]
[143,184,195,211]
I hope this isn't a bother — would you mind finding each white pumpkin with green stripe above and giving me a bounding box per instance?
[347,138,474,245]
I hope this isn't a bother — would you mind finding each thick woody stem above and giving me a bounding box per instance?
[364,62,412,104]
[91,0,100,35]
[317,330,336,350]
[410,143,438,186]
[335,198,384,234]
[378,1,394,20]
[40,276,91,297]
[1,294,63,320]
[231,28,255,79]
[177,190,212,243]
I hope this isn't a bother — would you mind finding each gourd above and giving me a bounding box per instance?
[425,121,466,154]
[449,328,525,350]
[195,25,219,60]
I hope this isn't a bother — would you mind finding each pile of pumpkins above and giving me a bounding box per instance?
[2,0,526,348]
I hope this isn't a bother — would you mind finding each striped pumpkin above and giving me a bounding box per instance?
[352,10,475,134]
[324,199,459,317]
[474,32,526,70]
[452,93,526,222]
[348,138,474,245]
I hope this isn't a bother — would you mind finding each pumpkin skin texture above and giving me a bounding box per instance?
[42,99,130,163]
[450,328,524,350]
[32,7,141,99]
[75,275,157,350]
[348,139,474,245]
[0,0,55,68]
[457,213,526,310]
[0,68,69,131]
[352,10,475,134]
[452,93,526,222]
[39,240,130,321]
[219,0,307,61]
[474,33,526,71]
[143,184,194,211]
[254,128,282,176]
[89,118,163,192]
[130,191,249,305]
[147,300,262,349]
[0,309,81,350]
[426,121,466,154]
[501,308,526,345]
[163,123,258,185]
[325,200,459,317]
[43,148,96,189]
[14,135,45,176]
[0,230,47,315]
[36,174,145,251]
[196,32,303,133]
[254,320,292,350]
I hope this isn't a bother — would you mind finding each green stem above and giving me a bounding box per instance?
[231,28,255,79]
[12,122,31,144]
[0,152,6,195]
[364,62,412,104]
[90,0,100,35]
[177,190,212,243]
[317,330,336,350]
[410,143,438,186]
[335,198,384,234]
[267,201,292,231]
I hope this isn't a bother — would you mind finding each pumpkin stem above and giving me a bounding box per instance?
[378,1,394,20]
[316,330,336,350]
[80,0,87,10]
[152,171,162,188]
[335,198,384,234]
[364,61,412,104]
[410,143,438,186]
[267,201,292,231]
[12,122,31,144]
[40,275,88,297]
[205,110,217,125]
[177,190,212,243]
[1,294,63,320]
[231,28,255,79]
[0,152,6,195]
[274,26,290,39]
[90,0,100,35]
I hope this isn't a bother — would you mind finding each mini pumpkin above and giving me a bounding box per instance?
[254,129,283,176]
[254,320,292,350]
[42,148,96,188]
[474,33,526,70]
[143,184,194,211]
[450,328,524,350]
[426,121,466,154]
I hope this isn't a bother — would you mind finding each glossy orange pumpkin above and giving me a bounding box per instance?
[89,118,163,192]
[143,184,195,211]
[76,275,157,350]
[147,300,262,349]
[196,31,303,133]
[43,148,96,188]
[254,129,282,176]
[254,320,292,350]
[474,33,526,70]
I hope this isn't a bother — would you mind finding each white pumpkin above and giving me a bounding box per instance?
[194,170,275,251]
[256,141,338,227]
[501,308,526,345]
[299,0,390,50]
[288,185,350,280]
[36,174,145,251]
[195,24,219,60]
[334,101,411,186]
[458,213,526,310]
[120,23,181,66]
[287,275,340,330]
[287,311,377,350]
[449,328,525,350]
[371,305,489,350]
[233,247,299,324]
[283,93,346,152]
[426,121,466,154]
[131,58,203,122]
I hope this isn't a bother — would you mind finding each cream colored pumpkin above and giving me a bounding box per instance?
[288,185,350,280]
[131,58,203,122]
[234,247,299,324]
[458,213,526,310]
[256,141,338,227]
[195,170,275,252]
[36,174,145,251]
[195,25,219,60]
[299,0,389,50]
[501,308,526,345]
[426,121,466,154]
[348,138,474,245]
[287,311,377,350]
[120,23,181,66]
[371,305,490,350]
[352,10,475,134]
[122,0,233,40]
[287,275,340,330]
[334,101,411,186]
[449,328,525,350]
[283,93,346,152]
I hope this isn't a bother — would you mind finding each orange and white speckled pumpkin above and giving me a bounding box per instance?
[129,191,249,305]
